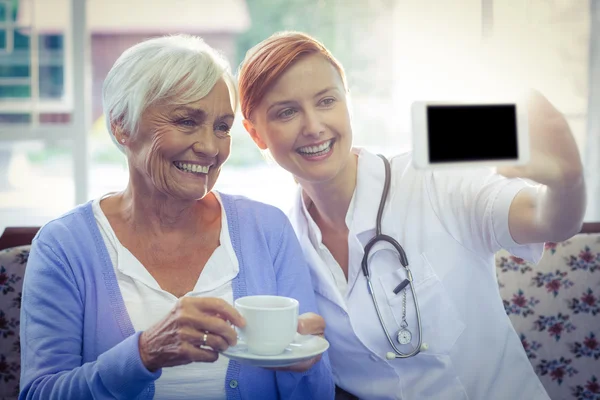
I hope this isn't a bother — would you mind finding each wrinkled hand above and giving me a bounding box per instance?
[497,89,583,187]
[268,312,326,373]
[138,297,246,372]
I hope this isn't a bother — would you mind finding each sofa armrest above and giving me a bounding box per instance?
[0,227,40,251]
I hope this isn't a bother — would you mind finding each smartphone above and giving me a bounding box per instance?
[411,100,529,169]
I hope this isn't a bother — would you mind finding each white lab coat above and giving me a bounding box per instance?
[288,148,550,400]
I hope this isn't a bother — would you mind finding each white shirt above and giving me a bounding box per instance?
[93,192,237,400]
[289,148,550,400]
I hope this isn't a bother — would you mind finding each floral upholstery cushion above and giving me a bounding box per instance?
[496,234,600,400]
[0,245,28,399]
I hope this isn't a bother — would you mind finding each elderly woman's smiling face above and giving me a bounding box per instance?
[126,78,234,200]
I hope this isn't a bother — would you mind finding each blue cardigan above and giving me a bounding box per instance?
[19,193,334,400]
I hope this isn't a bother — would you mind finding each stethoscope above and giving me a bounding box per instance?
[361,154,426,359]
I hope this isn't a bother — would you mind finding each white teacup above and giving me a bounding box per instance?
[234,295,299,356]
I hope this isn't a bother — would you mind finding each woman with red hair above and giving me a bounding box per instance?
[238,31,586,400]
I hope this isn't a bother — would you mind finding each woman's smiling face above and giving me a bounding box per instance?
[246,53,354,185]
[125,78,234,200]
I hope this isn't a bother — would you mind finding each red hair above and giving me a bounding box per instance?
[238,31,347,120]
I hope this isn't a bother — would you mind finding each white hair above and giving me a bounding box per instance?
[102,34,237,153]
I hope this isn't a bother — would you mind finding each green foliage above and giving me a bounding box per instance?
[226,124,265,167]
[26,143,71,164]
[92,147,127,168]
[236,0,395,94]
[236,0,338,66]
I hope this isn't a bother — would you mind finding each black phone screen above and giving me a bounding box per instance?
[426,104,519,163]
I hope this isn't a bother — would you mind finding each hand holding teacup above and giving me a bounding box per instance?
[139,297,246,372]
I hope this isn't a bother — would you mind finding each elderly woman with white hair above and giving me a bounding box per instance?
[19,35,334,400]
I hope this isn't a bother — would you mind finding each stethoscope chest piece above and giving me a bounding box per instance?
[397,328,412,345]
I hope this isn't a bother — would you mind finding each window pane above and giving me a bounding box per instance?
[39,34,64,99]
[0,31,30,100]
[0,139,74,228]
[0,1,72,229]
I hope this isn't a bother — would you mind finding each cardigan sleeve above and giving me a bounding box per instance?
[19,239,161,400]
[271,217,335,400]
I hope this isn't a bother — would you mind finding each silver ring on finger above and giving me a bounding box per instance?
[202,331,209,347]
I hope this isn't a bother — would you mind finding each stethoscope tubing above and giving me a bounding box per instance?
[361,154,423,358]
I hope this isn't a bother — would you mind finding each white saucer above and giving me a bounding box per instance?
[221,334,329,368]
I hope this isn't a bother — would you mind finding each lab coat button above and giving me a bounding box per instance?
[229,380,238,389]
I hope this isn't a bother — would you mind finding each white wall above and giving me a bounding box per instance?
[391,0,590,150]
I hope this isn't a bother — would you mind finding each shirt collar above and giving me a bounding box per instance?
[108,191,239,294]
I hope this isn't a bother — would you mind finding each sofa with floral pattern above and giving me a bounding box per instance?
[0,230,598,399]
[496,231,600,400]
[0,245,27,399]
